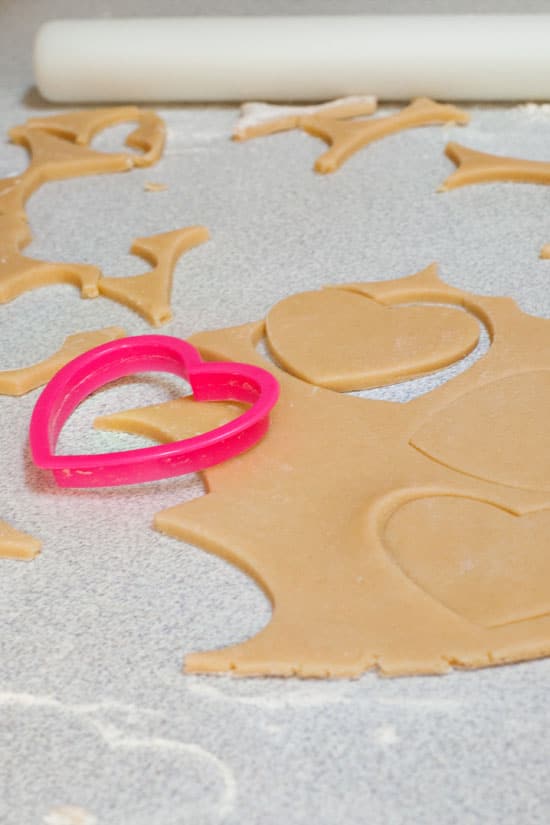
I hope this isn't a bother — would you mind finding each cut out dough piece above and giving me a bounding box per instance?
[300,97,470,174]
[265,288,480,390]
[233,95,378,140]
[411,371,550,492]
[0,326,126,396]
[385,497,550,627]
[0,520,41,561]
[95,397,245,442]
[98,226,210,327]
[0,126,133,218]
[24,107,166,168]
[0,214,101,303]
[440,141,550,191]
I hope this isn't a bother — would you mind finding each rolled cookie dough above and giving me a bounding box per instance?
[439,142,550,257]
[98,265,550,678]
[1,125,132,217]
[232,95,377,140]
[299,97,469,174]
[0,214,101,303]
[24,106,166,168]
[98,226,210,327]
[0,520,41,561]
[0,326,125,396]
[440,141,550,190]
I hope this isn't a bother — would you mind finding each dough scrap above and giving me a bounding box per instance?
[99,266,550,678]
[439,142,550,256]
[440,141,550,191]
[24,106,142,145]
[265,287,479,390]
[299,97,470,174]
[0,214,101,303]
[24,106,166,168]
[0,326,126,396]
[144,182,168,192]
[0,107,167,218]
[95,397,245,442]
[1,125,133,218]
[0,519,41,561]
[124,110,166,167]
[98,226,210,326]
[232,95,378,141]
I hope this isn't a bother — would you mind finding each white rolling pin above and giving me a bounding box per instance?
[35,15,550,103]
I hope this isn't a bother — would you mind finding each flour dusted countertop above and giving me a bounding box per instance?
[1,1,550,824]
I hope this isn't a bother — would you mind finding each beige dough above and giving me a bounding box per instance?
[98,264,550,678]
[96,397,245,441]
[1,125,133,217]
[0,107,164,216]
[265,287,479,390]
[0,326,125,396]
[299,97,470,174]
[0,519,41,561]
[24,106,142,144]
[24,106,166,168]
[439,142,550,257]
[0,214,101,303]
[123,110,166,168]
[440,141,550,190]
[144,182,168,192]
[232,96,378,141]
[98,226,210,326]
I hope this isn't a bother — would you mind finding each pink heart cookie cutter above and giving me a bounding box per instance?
[29,334,279,488]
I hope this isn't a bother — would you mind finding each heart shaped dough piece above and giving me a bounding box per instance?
[385,496,550,628]
[411,371,550,492]
[265,289,479,391]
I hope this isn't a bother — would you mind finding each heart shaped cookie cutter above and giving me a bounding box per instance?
[30,334,279,488]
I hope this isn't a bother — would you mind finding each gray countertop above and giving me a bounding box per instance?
[1,3,550,824]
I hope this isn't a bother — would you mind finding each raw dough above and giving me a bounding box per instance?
[98,265,550,678]
[0,106,165,217]
[299,97,470,174]
[95,397,244,441]
[2,125,133,216]
[232,96,378,140]
[440,141,550,190]
[98,226,210,326]
[0,519,41,561]
[144,182,168,192]
[24,106,166,168]
[24,106,142,145]
[123,110,166,167]
[439,142,550,257]
[0,326,125,396]
[385,497,550,628]
[265,287,479,390]
[0,214,101,303]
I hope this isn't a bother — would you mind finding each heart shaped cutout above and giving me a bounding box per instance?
[384,495,550,627]
[411,371,550,492]
[30,335,279,488]
[265,289,480,391]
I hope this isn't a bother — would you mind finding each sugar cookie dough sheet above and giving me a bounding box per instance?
[2,2,550,825]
